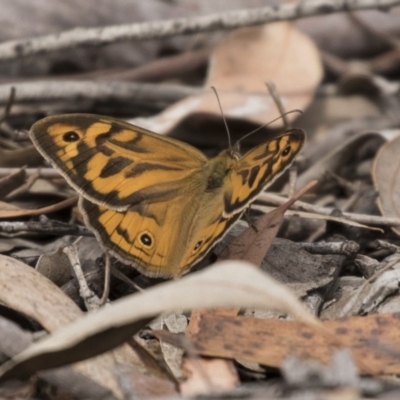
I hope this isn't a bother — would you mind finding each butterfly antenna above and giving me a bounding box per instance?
[211,86,232,149]
[237,109,303,145]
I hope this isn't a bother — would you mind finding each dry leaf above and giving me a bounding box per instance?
[0,260,319,381]
[0,255,158,398]
[0,255,82,330]
[35,248,71,286]
[185,312,400,375]
[220,181,317,264]
[372,133,400,235]
[180,358,239,397]
[131,22,322,137]
[296,132,388,190]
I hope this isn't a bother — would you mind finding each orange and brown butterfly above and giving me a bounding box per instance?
[30,114,305,278]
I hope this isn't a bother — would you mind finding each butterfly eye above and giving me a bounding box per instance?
[282,145,291,156]
[63,131,80,142]
[139,232,154,249]
[194,240,203,252]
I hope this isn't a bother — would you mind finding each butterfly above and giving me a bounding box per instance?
[30,114,305,278]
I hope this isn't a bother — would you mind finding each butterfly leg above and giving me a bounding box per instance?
[243,206,258,233]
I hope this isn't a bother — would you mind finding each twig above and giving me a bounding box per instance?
[63,240,101,311]
[266,81,289,129]
[355,254,381,278]
[0,168,61,178]
[0,216,92,237]
[0,81,199,106]
[373,239,400,253]
[100,251,111,306]
[4,169,40,200]
[0,0,398,62]
[299,241,360,256]
[0,87,15,124]
[259,192,400,228]
[61,49,210,82]
[110,267,144,292]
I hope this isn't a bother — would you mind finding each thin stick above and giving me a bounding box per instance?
[0,1,398,61]
[63,240,101,311]
[100,251,111,306]
[0,87,15,125]
[0,81,199,106]
[0,168,61,178]
[259,192,400,228]
[266,81,290,129]
[237,110,302,145]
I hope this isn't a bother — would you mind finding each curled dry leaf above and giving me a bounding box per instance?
[0,255,156,398]
[0,260,319,381]
[372,133,400,235]
[0,255,82,330]
[131,22,323,137]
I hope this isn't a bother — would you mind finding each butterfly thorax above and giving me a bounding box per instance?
[205,150,237,191]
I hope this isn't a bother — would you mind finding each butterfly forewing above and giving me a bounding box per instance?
[224,129,305,216]
[30,114,207,211]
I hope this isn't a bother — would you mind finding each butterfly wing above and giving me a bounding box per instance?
[80,195,240,278]
[30,114,208,211]
[224,129,305,216]
[31,114,305,278]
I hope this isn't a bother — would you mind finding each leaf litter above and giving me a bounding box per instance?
[1,2,400,399]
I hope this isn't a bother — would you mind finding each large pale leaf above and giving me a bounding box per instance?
[0,260,319,381]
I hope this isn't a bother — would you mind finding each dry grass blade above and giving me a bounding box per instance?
[0,196,78,218]
[0,260,320,381]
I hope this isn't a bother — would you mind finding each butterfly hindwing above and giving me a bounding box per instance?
[80,196,241,277]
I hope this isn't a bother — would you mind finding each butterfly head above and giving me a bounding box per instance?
[229,142,241,161]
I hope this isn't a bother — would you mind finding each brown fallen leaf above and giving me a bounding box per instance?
[0,260,319,381]
[220,180,318,264]
[372,133,400,235]
[35,248,72,287]
[130,22,322,140]
[180,358,239,397]
[185,313,400,376]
